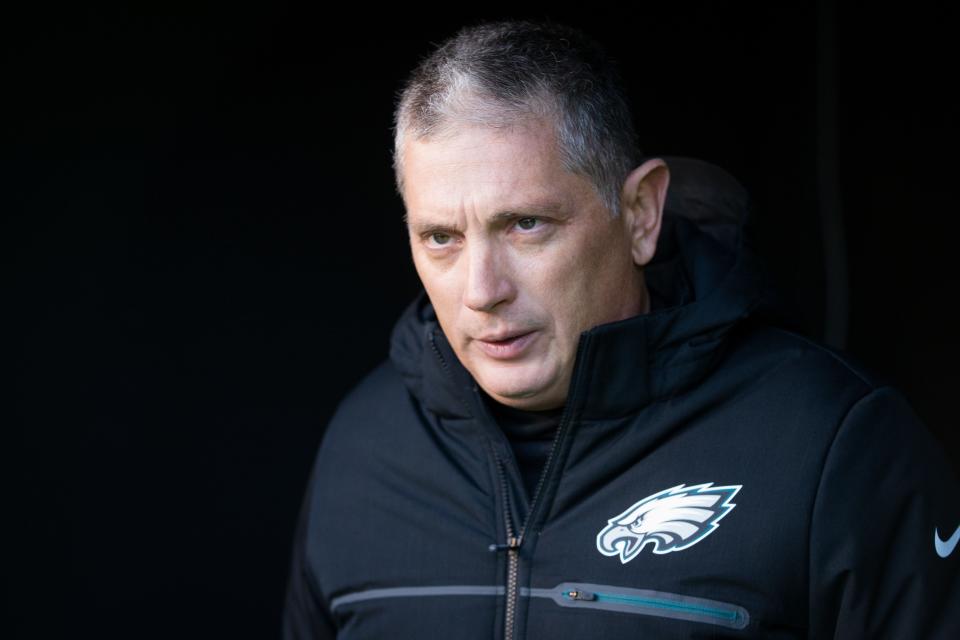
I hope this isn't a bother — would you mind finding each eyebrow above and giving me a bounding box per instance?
[405,200,566,235]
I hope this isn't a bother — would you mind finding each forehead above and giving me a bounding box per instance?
[401,120,594,221]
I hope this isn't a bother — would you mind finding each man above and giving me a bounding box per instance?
[284,20,959,639]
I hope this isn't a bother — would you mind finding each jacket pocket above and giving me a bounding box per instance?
[524,581,750,630]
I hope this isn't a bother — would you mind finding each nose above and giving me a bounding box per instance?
[462,240,515,313]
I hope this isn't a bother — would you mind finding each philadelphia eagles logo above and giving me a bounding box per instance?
[596,482,741,563]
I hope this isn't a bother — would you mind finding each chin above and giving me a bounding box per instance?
[478,366,555,406]
[489,385,541,403]
[495,391,563,412]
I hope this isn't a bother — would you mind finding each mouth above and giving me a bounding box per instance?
[474,330,538,360]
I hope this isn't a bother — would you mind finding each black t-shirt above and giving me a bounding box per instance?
[480,391,563,501]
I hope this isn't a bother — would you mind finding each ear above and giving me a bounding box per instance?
[621,158,670,267]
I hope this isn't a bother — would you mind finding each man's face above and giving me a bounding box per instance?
[402,119,646,410]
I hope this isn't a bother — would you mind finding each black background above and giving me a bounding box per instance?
[8,2,959,638]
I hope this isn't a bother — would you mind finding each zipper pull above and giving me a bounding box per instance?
[488,536,521,553]
[565,589,596,601]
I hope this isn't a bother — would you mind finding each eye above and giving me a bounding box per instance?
[429,232,452,246]
[516,217,540,231]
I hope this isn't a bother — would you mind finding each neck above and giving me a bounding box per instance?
[623,270,651,318]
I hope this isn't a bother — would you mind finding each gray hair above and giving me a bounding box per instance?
[392,20,642,218]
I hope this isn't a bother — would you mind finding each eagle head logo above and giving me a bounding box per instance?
[596,482,741,563]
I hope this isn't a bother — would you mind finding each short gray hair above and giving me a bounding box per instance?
[392,20,642,218]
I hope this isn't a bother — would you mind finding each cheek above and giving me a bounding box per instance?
[412,253,465,327]
[525,232,621,331]
[521,248,595,328]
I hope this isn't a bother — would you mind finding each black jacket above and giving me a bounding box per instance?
[283,172,960,638]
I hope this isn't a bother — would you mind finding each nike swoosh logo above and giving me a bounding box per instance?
[934,524,960,558]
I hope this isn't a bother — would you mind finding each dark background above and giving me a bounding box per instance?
[8,2,958,638]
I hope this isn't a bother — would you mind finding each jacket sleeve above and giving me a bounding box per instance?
[808,386,960,639]
[282,458,337,640]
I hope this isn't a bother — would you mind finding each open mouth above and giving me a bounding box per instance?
[475,331,537,359]
[488,332,531,344]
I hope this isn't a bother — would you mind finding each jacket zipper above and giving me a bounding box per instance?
[488,335,593,640]
[491,454,521,640]
[431,327,595,640]
[537,582,749,629]
[565,589,741,624]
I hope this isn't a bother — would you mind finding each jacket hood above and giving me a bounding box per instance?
[388,157,784,422]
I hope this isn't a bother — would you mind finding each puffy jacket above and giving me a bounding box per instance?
[283,163,960,639]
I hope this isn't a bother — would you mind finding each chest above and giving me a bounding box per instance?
[311,410,820,639]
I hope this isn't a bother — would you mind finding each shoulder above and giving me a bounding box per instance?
[300,359,420,516]
[320,359,412,446]
[727,319,889,401]
[746,319,884,381]
[704,319,921,459]
[731,321,951,476]
[333,359,409,418]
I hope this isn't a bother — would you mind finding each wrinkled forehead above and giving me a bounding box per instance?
[400,120,591,223]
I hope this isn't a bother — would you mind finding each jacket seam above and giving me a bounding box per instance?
[765,326,875,388]
[301,458,337,629]
[287,453,337,635]
[427,327,476,419]
[805,384,890,631]
[304,561,335,626]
